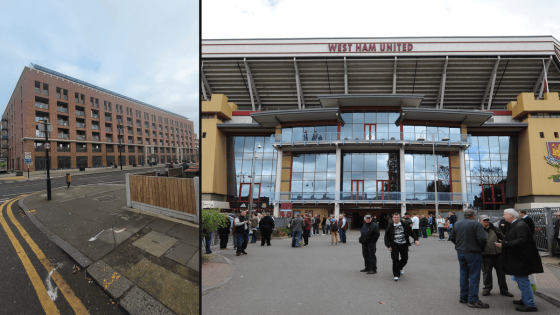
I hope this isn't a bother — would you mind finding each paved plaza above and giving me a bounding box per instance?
[203,230,560,314]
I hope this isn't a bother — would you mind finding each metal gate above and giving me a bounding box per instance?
[57,157,71,169]
[106,156,115,167]
[129,156,136,166]
[35,156,47,171]
[92,156,103,168]
[76,156,88,168]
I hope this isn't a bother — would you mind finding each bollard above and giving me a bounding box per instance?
[66,173,71,188]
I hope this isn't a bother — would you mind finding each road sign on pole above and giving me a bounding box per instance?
[44,143,51,150]
[24,158,32,164]
[25,152,31,159]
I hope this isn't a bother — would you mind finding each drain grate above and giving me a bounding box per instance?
[95,195,120,202]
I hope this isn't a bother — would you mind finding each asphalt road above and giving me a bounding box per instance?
[203,230,559,315]
[0,168,163,314]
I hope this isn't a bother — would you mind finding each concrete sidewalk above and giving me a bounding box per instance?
[203,230,560,314]
[20,184,199,315]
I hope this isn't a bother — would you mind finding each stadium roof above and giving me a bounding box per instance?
[201,36,560,112]
[30,63,191,121]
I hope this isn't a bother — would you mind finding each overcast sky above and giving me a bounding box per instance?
[203,0,560,39]
[1,0,199,133]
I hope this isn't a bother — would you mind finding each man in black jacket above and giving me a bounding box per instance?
[519,210,535,236]
[359,214,380,275]
[384,213,419,281]
[449,210,488,308]
[447,212,457,241]
[419,215,428,238]
[479,215,512,297]
[234,210,250,256]
[496,209,543,312]
[259,212,275,246]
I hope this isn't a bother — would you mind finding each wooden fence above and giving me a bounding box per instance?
[127,174,199,222]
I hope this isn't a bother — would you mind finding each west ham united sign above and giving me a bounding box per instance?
[545,142,560,166]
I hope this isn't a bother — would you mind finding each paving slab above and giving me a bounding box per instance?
[166,224,198,246]
[186,250,200,272]
[147,218,178,234]
[87,260,133,300]
[119,286,175,315]
[132,231,178,257]
[165,242,198,266]
[125,259,199,315]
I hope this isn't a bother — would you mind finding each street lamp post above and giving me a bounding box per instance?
[39,120,53,200]
[417,130,449,220]
[118,124,123,170]
[248,142,261,219]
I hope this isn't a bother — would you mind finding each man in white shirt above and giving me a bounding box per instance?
[411,213,420,240]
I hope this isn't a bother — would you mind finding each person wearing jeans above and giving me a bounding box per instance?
[449,210,488,308]
[497,209,543,312]
[437,215,445,240]
[290,214,305,247]
[204,232,213,254]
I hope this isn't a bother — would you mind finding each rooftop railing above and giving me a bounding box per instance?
[57,107,68,113]
[35,102,49,110]
[271,132,471,145]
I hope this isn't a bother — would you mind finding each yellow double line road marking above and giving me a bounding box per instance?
[0,196,89,315]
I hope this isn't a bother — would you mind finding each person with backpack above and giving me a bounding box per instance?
[330,215,339,245]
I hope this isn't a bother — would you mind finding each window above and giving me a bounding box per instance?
[555,132,559,139]
[203,132,206,138]
[144,112,149,120]
[35,81,41,93]
[57,87,62,99]
[540,132,544,138]
[164,118,168,124]
[158,116,162,123]
[43,83,49,96]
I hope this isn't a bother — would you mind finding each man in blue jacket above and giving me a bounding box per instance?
[450,210,488,308]
[359,214,380,274]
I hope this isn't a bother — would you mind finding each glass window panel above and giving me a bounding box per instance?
[389,124,400,140]
[292,155,304,172]
[414,172,426,180]
[426,155,435,172]
[364,172,376,180]
[377,124,389,139]
[272,159,277,176]
[415,126,427,140]
[326,126,337,140]
[242,153,253,160]
[377,172,389,180]
[315,173,327,180]
[342,180,351,192]
[234,152,243,160]
[351,172,364,180]
[499,136,509,154]
[353,112,364,123]
[234,137,245,152]
[343,154,351,171]
[253,175,261,184]
[494,185,504,202]
[303,181,313,192]
[242,160,252,174]
[253,159,263,174]
[243,137,254,152]
[292,172,303,180]
[364,181,376,192]
[364,112,376,123]
[352,124,363,139]
[414,154,425,172]
[315,181,326,193]
[483,185,493,202]
[342,172,351,180]
[471,184,482,200]
[316,154,327,172]
[489,137,500,154]
[327,154,336,172]
[426,172,435,180]
[240,184,250,199]
[341,124,352,140]
[405,154,413,172]
[262,160,273,175]
[303,172,314,180]
[438,155,449,167]
[263,136,273,152]
[352,154,364,171]
[478,137,489,154]
[364,154,376,172]
[449,127,461,135]
[438,127,450,138]
[341,112,352,124]
[388,112,400,123]
[376,112,388,124]
[234,160,243,174]
[326,172,336,181]
[415,181,426,193]
[292,181,302,193]
[326,180,336,192]
[377,154,389,172]
[405,172,414,180]
[405,181,414,193]
[501,161,509,176]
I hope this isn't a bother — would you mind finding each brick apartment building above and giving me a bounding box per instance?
[1,64,197,172]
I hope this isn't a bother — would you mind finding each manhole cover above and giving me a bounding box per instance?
[95,195,120,202]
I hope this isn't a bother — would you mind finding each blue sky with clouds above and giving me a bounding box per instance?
[1,0,199,133]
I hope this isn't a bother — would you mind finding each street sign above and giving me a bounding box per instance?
[38,122,53,133]
[44,143,51,150]
[24,158,32,164]
[25,152,31,159]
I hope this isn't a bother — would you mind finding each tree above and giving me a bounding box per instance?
[548,163,560,181]
[202,208,229,238]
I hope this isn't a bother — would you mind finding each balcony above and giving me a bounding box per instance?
[57,146,70,152]
[76,146,87,152]
[76,111,85,117]
[57,120,69,126]
[92,147,101,152]
[35,87,40,93]
[43,90,48,96]
[105,127,113,132]
[57,107,68,113]
[117,119,123,124]
[127,121,133,126]
[91,113,99,119]
[92,136,100,141]
[58,134,69,139]
[35,103,49,110]
[76,135,86,140]
[35,131,46,137]
[106,138,113,142]
[35,146,45,152]
[128,140,133,144]
[63,95,68,100]
[57,93,61,99]
[92,125,100,130]
[76,122,85,128]
[268,191,473,205]
[137,140,143,144]
[106,146,114,153]
[105,117,112,121]
[271,132,471,147]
